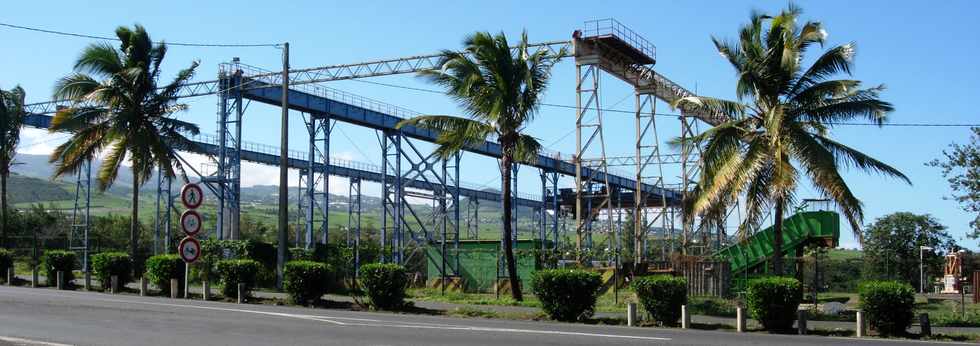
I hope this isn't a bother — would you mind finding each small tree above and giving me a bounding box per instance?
[928,127,980,237]
[0,86,26,248]
[862,212,955,289]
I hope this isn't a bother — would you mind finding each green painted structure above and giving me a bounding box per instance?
[425,239,546,292]
[714,210,840,276]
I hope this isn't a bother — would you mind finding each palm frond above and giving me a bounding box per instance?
[396,115,495,159]
[670,96,747,120]
[512,133,541,164]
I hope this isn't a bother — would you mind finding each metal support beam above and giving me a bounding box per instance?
[574,63,614,259]
[301,113,332,248]
[633,91,669,264]
[68,160,92,275]
[347,177,362,274]
[216,63,244,240]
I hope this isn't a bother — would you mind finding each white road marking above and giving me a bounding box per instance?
[0,336,74,346]
[0,288,671,341]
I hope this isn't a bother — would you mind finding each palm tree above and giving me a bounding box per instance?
[397,31,563,301]
[49,25,200,263]
[673,5,909,274]
[0,85,26,248]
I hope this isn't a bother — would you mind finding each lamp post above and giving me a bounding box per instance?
[920,246,933,294]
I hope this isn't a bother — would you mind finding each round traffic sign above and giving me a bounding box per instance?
[180,183,204,209]
[178,237,201,263]
[179,210,203,236]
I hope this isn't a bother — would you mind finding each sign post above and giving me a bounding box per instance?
[177,183,204,298]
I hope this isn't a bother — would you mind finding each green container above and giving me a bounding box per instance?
[426,239,547,292]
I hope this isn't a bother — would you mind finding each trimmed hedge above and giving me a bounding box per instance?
[359,263,408,310]
[91,252,132,290]
[41,250,76,288]
[216,259,261,298]
[632,275,687,325]
[0,248,12,280]
[145,254,185,296]
[531,269,602,322]
[745,276,802,331]
[859,280,915,335]
[284,260,331,305]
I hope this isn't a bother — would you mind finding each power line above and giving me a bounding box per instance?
[352,79,979,128]
[0,22,281,48]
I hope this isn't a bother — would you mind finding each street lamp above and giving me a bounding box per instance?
[920,246,934,294]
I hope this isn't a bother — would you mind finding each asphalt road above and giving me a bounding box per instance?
[0,286,969,346]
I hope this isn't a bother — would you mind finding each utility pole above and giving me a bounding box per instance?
[276,42,290,289]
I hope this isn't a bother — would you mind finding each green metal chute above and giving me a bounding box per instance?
[714,211,840,276]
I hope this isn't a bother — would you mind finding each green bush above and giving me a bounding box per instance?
[145,254,185,296]
[215,259,261,298]
[632,275,687,325]
[745,276,802,331]
[91,252,132,290]
[41,250,76,288]
[359,263,408,310]
[0,248,12,279]
[858,280,915,335]
[284,260,331,305]
[531,269,602,322]
[289,247,314,261]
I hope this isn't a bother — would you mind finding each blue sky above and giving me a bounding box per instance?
[2,1,978,249]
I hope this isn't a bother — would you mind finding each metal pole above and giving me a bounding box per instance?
[920,248,924,294]
[276,42,289,289]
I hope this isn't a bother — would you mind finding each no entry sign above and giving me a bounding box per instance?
[180,183,204,209]
[178,237,201,263]
[180,210,202,236]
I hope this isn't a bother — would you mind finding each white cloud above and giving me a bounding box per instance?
[16,128,66,155]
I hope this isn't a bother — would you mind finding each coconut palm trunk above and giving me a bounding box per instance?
[130,171,140,262]
[500,145,522,301]
[772,199,784,274]
[1,171,8,248]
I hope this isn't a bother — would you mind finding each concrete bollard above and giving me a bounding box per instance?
[202,280,210,301]
[31,267,38,288]
[797,309,807,335]
[856,310,867,338]
[170,279,179,299]
[110,275,119,294]
[237,283,245,304]
[6,267,13,285]
[920,313,931,337]
[681,305,690,329]
[139,277,147,296]
[736,307,746,333]
[56,271,64,290]
[627,302,638,326]
[84,271,91,291]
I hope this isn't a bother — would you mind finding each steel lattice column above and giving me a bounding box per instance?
[300,113,332,248]
[633,91,669,263]
[68,160,92,274]
[574,63,613,258]
[214,63,244,240]
[347,177,362,274]
[465,198,479,240]
[380,130,403,263]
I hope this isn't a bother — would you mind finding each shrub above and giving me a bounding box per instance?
[284,260,331,305]
[531,269,602,322]
[0,248,12,279]
[632,275,687,325]
[145,254,185,296]
[91,252,132,290]
[215,259,261,298]
[745,276,802,331]
[858,280,915,335]
[41,250,76,288]
[359,263,408,310]
[289,247,314,261]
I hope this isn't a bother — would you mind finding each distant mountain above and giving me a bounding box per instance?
[6,173,73,204]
